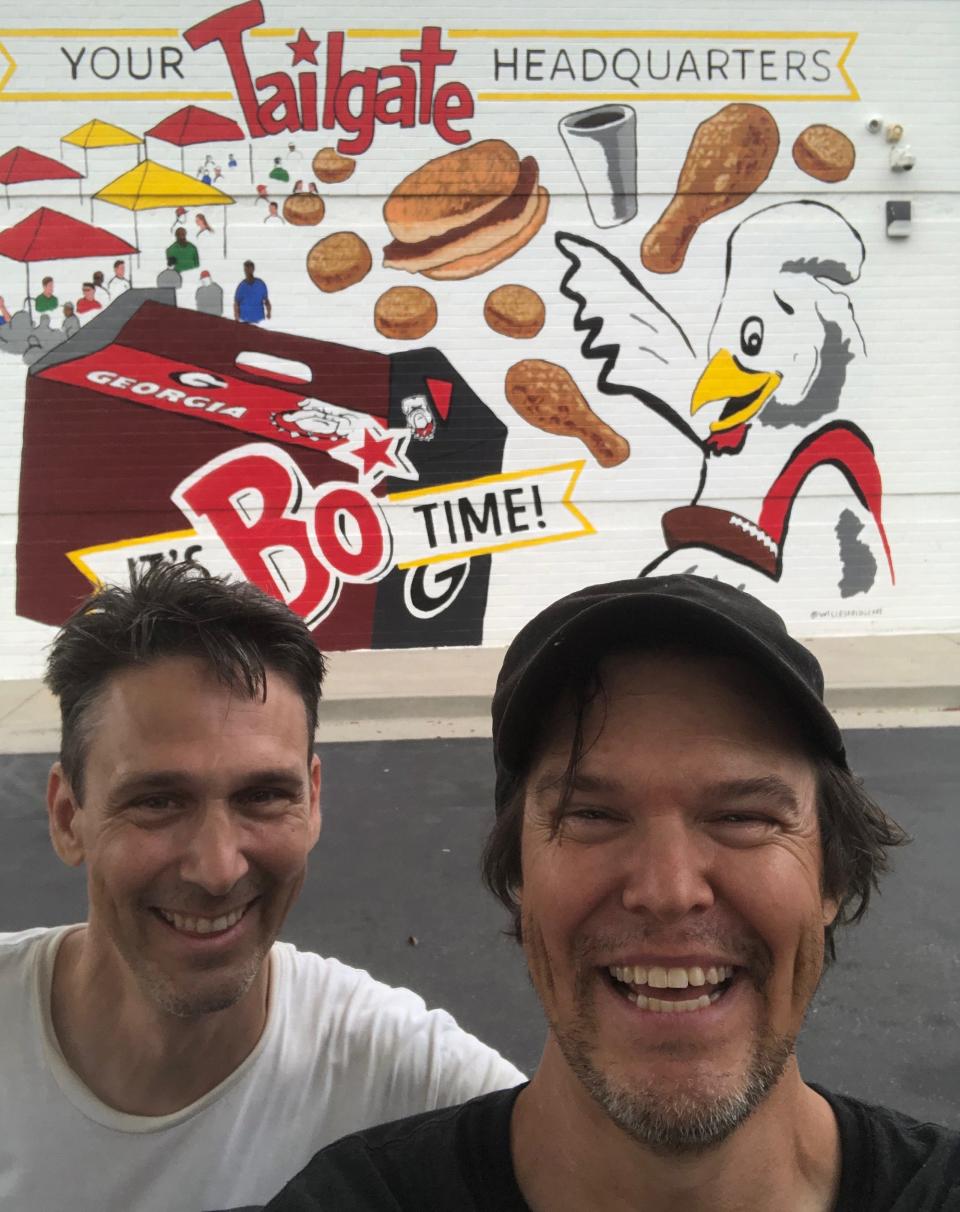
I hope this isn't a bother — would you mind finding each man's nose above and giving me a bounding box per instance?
[619,817,715,921]
[179,804,250,896]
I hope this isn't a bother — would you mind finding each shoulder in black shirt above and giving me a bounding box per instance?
[265,1083,959,1211]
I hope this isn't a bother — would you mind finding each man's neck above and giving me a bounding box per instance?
[512,1040,840,1212]
[50,926,271,1117]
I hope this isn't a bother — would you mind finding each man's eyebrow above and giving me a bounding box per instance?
[530,769,625,798]
[107,768,306,804]
[529,771,804,814]
[705,776,803,817]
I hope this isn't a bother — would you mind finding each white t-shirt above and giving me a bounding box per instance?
[0,926,524,1210]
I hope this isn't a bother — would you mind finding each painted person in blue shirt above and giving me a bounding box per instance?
[234,260,271,325]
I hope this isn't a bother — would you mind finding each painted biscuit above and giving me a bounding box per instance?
[384,139,521,245]
[504,359,630,467]
[792,125,855,183]
[283,194,325,226]
[307,232,372,292]
[374,286,438,340]
[484,285,546,339]
[313,147,356,184]
[384,160,541,274]
[422,188,550,282]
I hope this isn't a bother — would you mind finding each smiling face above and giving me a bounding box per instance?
[519,648,836,1152]
[48,655,320,1019]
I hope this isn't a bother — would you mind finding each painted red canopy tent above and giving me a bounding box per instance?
[0,206,137,314]
[0,147,84,208]
[144,105,253,182]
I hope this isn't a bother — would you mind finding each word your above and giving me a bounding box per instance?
[185,1,474,155]
[60,45,184,80]
[175,444,392,627]
[412,484,546,550]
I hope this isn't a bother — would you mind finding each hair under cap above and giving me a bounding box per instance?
[491,574,846,812]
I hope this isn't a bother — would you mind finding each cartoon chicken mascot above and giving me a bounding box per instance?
[557,200,894,590]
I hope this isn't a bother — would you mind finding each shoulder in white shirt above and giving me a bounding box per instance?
[0,926,524,1210]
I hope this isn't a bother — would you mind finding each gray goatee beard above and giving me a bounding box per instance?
[557,1021,795,1156]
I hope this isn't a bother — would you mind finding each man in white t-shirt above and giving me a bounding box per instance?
[108,258,131,298]
[0,564,522,1210]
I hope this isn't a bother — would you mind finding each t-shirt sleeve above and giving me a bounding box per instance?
[425,1011,526,1109]
[318,959,525,1120]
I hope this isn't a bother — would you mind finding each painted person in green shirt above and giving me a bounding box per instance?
[35,276,58,313]
[165,228,200,273]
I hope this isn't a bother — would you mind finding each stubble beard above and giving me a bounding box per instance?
[556,1013,795,1156]
[532,926,805,1157]
[111,917,269,1019]
[136,945,267,1018]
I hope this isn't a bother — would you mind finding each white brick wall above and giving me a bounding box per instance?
[1,0,958,674]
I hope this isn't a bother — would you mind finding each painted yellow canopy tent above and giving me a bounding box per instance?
[93,160,235,260]
[60,120,143,178]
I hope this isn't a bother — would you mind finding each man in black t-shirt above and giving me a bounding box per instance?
[267,576,960,1211]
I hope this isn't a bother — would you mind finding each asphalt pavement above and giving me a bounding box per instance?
[1,726,957,1128]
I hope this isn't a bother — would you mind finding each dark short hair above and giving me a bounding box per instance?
[481,647,908,964]
[244,260,255,270]
[113,260,124,269]
[44,563,326,802]
[82,282,93,290]
[42,276,53,286]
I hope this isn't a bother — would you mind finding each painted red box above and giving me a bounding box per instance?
[16,291,507,649]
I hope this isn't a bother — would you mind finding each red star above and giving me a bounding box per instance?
[353,429,399,477]
[287,28,320,66]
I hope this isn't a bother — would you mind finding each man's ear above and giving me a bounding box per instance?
[307,753,322,849]
[822,892,841,929]
[47,763,86,868]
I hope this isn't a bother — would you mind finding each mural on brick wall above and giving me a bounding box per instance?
[1,2,947,668]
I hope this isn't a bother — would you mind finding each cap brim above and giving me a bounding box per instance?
[494,590,845,792]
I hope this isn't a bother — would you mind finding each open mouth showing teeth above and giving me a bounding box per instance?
[607,964,738,1014]
[154,902,254,936]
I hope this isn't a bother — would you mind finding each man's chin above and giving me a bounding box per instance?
[141,964,262,1019]
[130,947,266,1019]
[560,1029,795,1155]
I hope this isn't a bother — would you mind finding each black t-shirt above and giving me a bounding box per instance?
[265,1083,960,1211]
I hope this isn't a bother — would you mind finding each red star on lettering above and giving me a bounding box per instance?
[353,428,399,478]
[287,28,320,66]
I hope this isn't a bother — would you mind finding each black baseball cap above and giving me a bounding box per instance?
[491,574,846,811]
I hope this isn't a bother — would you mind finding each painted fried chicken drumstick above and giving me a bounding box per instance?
[505,359,630,468]
[641,104,780,274]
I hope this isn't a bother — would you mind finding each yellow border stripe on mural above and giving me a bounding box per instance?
[0,92,232,101]
[477,91,856,102]
[0,28,179,36]
[347,30,424,38]
[447,29,857,38]
[67,530,198,587]
[390,460,595,569]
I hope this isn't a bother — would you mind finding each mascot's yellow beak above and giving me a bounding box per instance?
[690,349,782,432]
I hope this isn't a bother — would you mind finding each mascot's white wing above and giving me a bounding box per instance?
[555,232,703,447]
